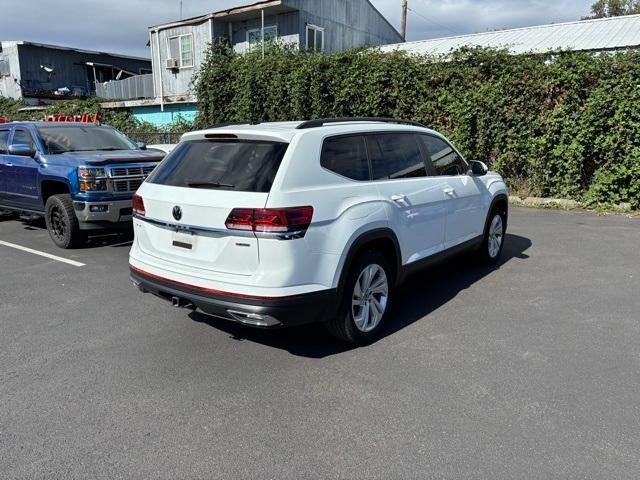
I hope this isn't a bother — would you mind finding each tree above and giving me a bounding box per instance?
[583,0,640,18]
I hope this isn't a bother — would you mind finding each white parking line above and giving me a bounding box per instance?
[0,240,86,267]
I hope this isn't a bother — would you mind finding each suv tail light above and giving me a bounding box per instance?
[225,207,314,236]
[132,194,146,216]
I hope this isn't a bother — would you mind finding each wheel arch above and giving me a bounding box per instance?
[40,179,71,207]
[336,228,403,295]
[486,193,509,233]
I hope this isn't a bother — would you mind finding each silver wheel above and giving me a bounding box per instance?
[488,214,504,259]
[352,264,389,333]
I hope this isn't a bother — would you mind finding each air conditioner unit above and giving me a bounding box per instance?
[166,58,179,69]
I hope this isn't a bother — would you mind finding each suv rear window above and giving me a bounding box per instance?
[147,139,288,193]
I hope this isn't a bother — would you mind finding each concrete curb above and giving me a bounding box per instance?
[509,196,634,213]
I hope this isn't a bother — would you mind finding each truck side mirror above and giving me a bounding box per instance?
[136,142,147,150]
[468,160,489,176]
[8,144,36,158]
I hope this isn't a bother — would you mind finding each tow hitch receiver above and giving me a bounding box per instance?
[171,296,195,309]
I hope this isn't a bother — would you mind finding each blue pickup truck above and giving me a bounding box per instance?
[0,121,164,248]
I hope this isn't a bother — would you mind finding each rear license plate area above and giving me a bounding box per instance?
[172,231,195,250]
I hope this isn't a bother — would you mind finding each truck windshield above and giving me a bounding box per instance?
[36,126,138,154]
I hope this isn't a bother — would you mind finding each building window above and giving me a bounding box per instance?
[247,25,278,46]
[306,24,325,51]
[168,34,194,68]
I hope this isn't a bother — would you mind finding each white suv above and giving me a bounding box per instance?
[129,118,508,344]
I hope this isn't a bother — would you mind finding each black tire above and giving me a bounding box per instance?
[476,206,507,265]
[325,250,395,345]
[45,194,84,249]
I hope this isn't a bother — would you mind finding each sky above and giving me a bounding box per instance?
[0,0,592,58]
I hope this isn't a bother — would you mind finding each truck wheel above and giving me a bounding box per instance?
[45,194,84,249]
[325,250,395,345]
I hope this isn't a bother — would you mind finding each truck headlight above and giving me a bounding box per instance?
[78,167,107,178]
[79,180,108,192]
[78,167,108,192]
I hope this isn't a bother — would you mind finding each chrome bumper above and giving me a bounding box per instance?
[73,199,133,224]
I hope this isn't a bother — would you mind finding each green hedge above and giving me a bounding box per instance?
[193,43,640,209]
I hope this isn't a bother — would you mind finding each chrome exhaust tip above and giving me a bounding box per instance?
[227,310,281,327]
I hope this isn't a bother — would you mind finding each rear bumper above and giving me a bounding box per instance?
[130,266,339,328]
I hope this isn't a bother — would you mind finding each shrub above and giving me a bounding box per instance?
[192,44,640,209]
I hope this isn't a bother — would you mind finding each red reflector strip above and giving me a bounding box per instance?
[130,265,295,301]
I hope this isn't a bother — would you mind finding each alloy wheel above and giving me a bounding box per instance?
[488,214,504,259]
[352,264,389,333]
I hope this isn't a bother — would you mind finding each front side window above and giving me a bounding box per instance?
[36,126,137,154]
[248,26,278,46]
[420,135,467,176]
[369,133,426,180]
[306,25,324,51]
[0,129,10,154]
[11,129,35,149]
[321,135,370,181]
[147,140,288,193]
[168,34,194,68]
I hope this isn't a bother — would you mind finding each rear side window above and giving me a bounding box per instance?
[0,129,9,154]
[370,133,426,180]
[147,140,288,193]
[420,135,467,176]
[321,135,370,181]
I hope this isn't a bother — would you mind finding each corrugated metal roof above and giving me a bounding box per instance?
[380,14,640,56]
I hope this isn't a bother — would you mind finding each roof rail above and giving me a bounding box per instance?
[208,120,262,129]
[296,117,427,130]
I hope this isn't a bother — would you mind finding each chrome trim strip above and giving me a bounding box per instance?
[133,214,306,240]
[105,163,159,178]
[134,214,255,238]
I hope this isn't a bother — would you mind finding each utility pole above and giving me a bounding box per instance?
[401,0,408,41]
[180,0,183,19]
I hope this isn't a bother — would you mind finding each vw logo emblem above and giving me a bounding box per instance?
[172,206,182,221]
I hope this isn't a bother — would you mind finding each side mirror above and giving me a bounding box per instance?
[8,144,36,158]
[469,160,489,176]
[136,142,147,150]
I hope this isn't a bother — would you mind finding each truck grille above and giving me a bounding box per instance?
[113,178,145,193]
[110,165,156,177]
[105,163,158,194]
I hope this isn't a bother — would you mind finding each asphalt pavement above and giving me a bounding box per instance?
[1,207,639,479]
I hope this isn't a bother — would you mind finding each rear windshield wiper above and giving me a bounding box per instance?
[186,181,235,189]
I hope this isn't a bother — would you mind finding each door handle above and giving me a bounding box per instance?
[444,187,456,197]
[391,194,407,203]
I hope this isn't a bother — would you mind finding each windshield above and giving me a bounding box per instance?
[147,139,288,193]
[36,126,137,154]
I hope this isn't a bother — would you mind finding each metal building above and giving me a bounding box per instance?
[380,14,640,56]
[100,0,403,126]
[0,41,151,102]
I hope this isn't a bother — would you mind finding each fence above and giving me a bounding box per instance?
[96,74,154,100]
[125,131,186,145]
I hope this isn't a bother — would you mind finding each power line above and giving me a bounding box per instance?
[407,1,462,36]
